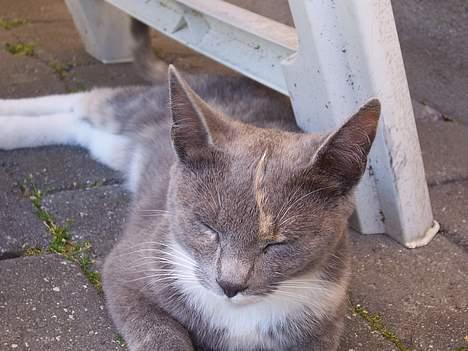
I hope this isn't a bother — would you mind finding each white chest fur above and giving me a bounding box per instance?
[170,244,346,351]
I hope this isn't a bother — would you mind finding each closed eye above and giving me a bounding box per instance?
[262,241,288,253]
[200,222,220,241]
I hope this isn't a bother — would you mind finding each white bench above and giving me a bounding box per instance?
[64,0,439,248]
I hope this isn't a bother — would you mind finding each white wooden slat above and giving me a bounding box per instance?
[176,0,298,49]
[105,0,297,94]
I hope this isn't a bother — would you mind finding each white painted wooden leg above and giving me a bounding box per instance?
[282,0,438,247]
[64,0,134,63]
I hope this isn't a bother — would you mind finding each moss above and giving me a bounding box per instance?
[88,179,106,188]
[5,42,35,56]
[48,61,72,80]
[353,304,412,351]
[113,335,127,348]
[23,247,44,256]
[23,179,102,291]
[0,18,27,30]
[353,305,467,351]
[66,82,88,93]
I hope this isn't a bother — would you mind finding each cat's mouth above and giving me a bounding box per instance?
[225,293,264,305]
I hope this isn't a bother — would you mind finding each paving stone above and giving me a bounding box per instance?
[413,100,446,123]
[0,146,121,193]
[0,49,65,98]
[13,20,98,67]
[0,22,17,45]
[392,0,468,125]
[416,119,468,186]
[339,307,395,351]
[69,63,145,90]
[430,181,468,251]
[349,231,468,351]
[0,0,69,22]
[0,255,126,351]
[42,185,130,269]
[0,168,49,258]
[0,145,123,258]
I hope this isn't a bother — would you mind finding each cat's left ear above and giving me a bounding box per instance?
[308,99,380,194]
[168,65,231,166]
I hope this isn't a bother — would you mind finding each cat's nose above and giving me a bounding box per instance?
[216,279,247,298]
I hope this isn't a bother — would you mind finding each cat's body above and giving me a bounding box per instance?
[0,21,380,351]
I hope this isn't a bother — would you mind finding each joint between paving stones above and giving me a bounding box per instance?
[44,178,124,195]
[352,302,468,351]
[2,21,90,92]
[352,303,413,351]
[428,176,468,188]
[0,17,28,30]
[20,178,103,291]
[13,174,123,196]
[437,225,468,254]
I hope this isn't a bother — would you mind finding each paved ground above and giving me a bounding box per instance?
[1,1,467,350]
[391,0,468,126]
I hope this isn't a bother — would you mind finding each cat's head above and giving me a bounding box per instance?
[165,66,380,302]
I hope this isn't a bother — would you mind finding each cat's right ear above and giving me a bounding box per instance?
[299,99,380,196]
[168,65,229,166]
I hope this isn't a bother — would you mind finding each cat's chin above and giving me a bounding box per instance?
[226,294,263,306]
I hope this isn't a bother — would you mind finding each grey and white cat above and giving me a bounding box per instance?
[0,20,380,351]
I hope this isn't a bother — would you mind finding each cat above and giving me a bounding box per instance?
[0,19,380,351]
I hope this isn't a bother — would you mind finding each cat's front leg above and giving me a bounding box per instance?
[285,312,344,351]
[105,287,194,351]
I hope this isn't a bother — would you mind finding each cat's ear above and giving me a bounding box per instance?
[168,65,230,165]
[308,99,380,195]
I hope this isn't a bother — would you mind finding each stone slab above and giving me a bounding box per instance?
[0,168,49,258]
[392,0,468,125]
[0,146,121,193]
[0,0,69,22]
[69,63,145,90]
[12,21,98,67]
[416,119,468,186]
[0,255,126,351]
[430,181,468,251]
[339,308,396,351]
[0,48,66,98]
[348,231,468,351]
